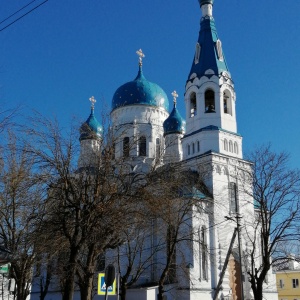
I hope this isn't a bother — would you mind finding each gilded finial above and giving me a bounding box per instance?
[171,90,178,106]
[136,49,145,66]
[89,96,96,109]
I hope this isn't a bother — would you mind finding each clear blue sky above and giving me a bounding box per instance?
[1,1,300,167]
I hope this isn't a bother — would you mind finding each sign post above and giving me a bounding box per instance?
[104,265,115,300]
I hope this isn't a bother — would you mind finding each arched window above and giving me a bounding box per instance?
[192,143,195,154]
[197,141,200,152]
[199,226,208,280]
[190,92,197,117]
[229,140,233,152]
[205,90,215,113]
[234,142,238,154]
[138,136,146,156]
[224,139,228,151]
[155,138,161,163]
[187,144,191,156]
[194,43,201,64]
[223,91,232,115]
[123,137,129,157]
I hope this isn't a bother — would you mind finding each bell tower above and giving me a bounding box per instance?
[182,0,242,160]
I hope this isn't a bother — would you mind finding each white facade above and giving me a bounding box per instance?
[111,105,167,161]
[30,1,278,300]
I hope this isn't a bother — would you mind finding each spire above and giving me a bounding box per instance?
[188,0,230,81]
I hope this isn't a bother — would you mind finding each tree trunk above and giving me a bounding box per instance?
[79,274,94,300]
[62,249,78,300]
[62,269,76,300]
[253,280,263,300]
[120,281,127,300]
[15,279,29,300]
[39,259,53,300]
[12,266,30,300]
[77,244,98,300]
[157,267,168,300]
[157,284,164,300]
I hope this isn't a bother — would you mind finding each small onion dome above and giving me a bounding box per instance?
[199,0,214,6]
[163,103,185,136]
[112,65,169,112]
[79,108,103,141]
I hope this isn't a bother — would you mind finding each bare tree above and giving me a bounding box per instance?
[0,132,47,300]
[34,253,56,300]
[0,106,19,134]
[116,217,158,300]
[25,116,149,300]
[32,226,67,300]
[100,163,210,300]
[144,164,210,300]
[242,145,300,300]
[22,112,213,300]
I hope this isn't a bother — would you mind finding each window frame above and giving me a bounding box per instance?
[205,89,215,113]
[292,279,299,288]
[224,139,228,151]
[199,226,208,281]
[279,279,284,288]
[138,136,147,157]
[190,92,197,118]
[234,142,238,154]
[123,137,130,157]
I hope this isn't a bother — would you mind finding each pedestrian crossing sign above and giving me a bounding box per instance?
[98,273,116,295]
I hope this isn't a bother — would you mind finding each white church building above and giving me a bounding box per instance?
[30,1,278,300]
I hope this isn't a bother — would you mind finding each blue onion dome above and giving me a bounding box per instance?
[80,96,103,141]
[112,50,169,112]
[199,0,214,6]
[163,91,186,136]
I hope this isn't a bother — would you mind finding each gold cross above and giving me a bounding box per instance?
[171,90,178,105]
[136,49,145,65]
[89,96,96,109]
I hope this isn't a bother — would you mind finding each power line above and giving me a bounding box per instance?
[0,0,49,33]
[0,0,38,26]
